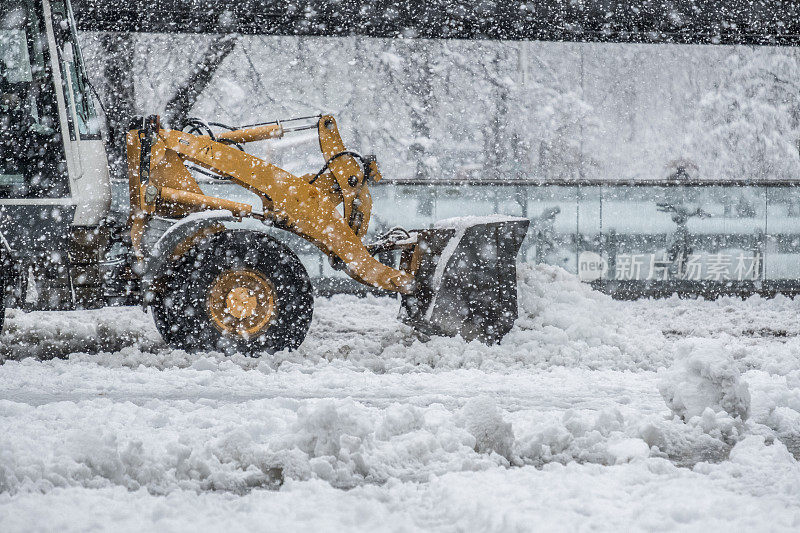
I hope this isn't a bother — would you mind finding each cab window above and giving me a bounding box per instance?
[0,0,68,198]
[51,0,100,140]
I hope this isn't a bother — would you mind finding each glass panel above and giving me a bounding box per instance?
[67,59,99,137]
[0,27,33,83]
[600,186,668,280]
[576,185,602,278]
[157,180,800,291]
[683,186,765,283]
[370,183,432,232]
[525,185,578,272]
[0,0,66,198]
[1,3,39,186]
[765,186,800,280]
[597,185,766,282]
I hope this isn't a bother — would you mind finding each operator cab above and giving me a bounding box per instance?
[0,0,112,311]
[0,0,109,214]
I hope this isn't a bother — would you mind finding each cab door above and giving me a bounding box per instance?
[49,0,111,227]
[0,0,69,200]
[0,0,74,259]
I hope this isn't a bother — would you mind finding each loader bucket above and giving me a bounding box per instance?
[400,216,530,344]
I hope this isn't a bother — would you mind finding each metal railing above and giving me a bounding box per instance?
[112,178,800,297]
[370,179,800,297]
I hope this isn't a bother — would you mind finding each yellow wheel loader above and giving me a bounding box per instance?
[0,0,528,354]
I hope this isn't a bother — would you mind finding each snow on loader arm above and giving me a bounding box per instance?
[126,114,528,354]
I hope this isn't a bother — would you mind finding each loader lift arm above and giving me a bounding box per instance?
[126,114,416,294]
[127,113,528,353]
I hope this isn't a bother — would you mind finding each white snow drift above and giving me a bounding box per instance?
[1,264,800,531]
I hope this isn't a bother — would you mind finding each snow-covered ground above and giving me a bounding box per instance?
[1,264,800,531]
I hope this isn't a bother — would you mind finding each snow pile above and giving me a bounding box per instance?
[1,264,670,373]
[658,339,751,422]
[290,400,374,483]
[508,263,668,370]
[0,391,744,497]
[517,408,628,466]
[458,397,515,462]
[639,414,736,465]
[0,397,513,495]
[4,439,800,533]
[606,438,650,464]
[641,338,753,460]
[740,368,800,459]
[0,308,161,363]
[627,293,800,340]
[512,398,751,468]
[5,281,800,530]
[404,262,676,372]
[693,435,800,503]
[224,399,510,486]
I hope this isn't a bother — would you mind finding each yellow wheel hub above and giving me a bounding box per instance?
[208,269,276,337]
[225,286,258,319]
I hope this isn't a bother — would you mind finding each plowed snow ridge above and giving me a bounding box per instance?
[1,264,799,531]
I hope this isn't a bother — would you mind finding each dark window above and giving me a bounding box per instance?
[0,0,69,198]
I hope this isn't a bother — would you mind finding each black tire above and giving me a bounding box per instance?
[151,256,186,346]
[151,292,181,346]
[152,230,313,355]
[0,257,10,334]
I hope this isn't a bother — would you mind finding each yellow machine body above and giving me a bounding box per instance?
[126,115,416,294]
[126,114,528,350]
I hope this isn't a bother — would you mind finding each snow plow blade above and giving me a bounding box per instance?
[400,216,530,344]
